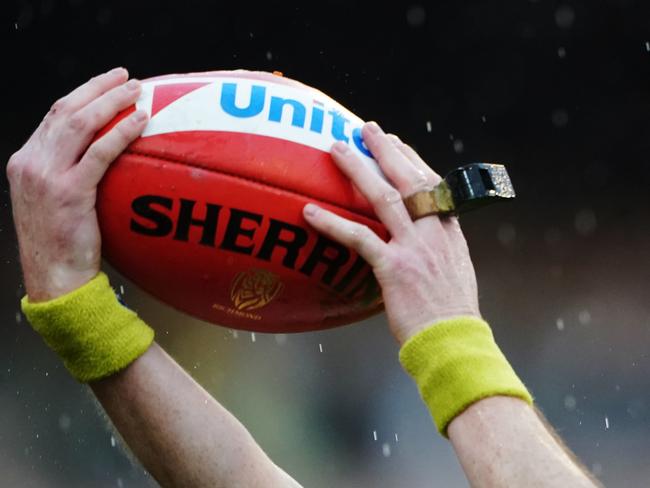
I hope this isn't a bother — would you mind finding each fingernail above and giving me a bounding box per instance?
[304,203,319,217]
[366,121,382,134]
[126,79,140,90]
[332,141,349,154]
[109,67,126,75]
[133,110,148,122]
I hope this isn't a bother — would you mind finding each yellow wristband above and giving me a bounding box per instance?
[21,272,154,383]
[399,316,532,437]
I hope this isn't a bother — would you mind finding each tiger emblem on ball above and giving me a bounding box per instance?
[230,269,284,312]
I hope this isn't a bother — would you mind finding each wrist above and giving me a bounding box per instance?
[21,272,154,382]
[392,308,482,346]
[399,316,532,437]
[23,263,99,302]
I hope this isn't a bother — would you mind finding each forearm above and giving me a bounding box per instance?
[448,396,601,488]
[20,273,299,488]
[399,317,600,487]
[91,342,301,488]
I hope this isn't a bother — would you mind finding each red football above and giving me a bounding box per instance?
[97,70,388,333]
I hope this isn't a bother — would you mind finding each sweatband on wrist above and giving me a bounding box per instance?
[21,272,154,383]
[399,316,533,437]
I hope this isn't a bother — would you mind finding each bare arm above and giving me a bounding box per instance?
[91,343,300,488]
[303,121,600,488]
[8,68,300,488]
[449,397,601,487]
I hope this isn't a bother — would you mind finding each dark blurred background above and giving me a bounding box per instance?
[2,0,650,486]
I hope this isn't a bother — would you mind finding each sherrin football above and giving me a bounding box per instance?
[97,70,388,333]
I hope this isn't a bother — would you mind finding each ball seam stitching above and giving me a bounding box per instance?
[124,149,381,224]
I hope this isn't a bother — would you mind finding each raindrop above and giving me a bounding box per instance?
[406,5,426,27]
[555,5,575,29]
[453,139,464,154]
[58,414,71,432]
[551,109,569,128]
[318,343,323,353]
[14,22,18,30]
[372,430,378,441]
[604,417,609,429]
[426,121,432,132]
[481,115,487,123]
[382,443,391,457]
[564,394,577,411]
[232,330,238,339]
[110,435,116,447]
[266,51,273,61]
[645,41,650,52]
[575,209,597,235]
[251,332,256,343]
[557,47,566,58]
[15,312,21,324]
[556,318,565,331]
[119,285,125,295]
[578,310,591,325]
[394,433,399,442]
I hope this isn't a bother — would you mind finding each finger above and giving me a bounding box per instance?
[58,79,142,164]
[45,67,129,119]
[331,142,414,239]
[439,213,463,235]
[384,134,448,235]
[303,203,388,267]
[386,134,442,186]
[73,110,148,187]
[362,122,431,197]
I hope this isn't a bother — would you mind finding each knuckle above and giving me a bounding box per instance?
[6,153,24,181]
[408,172,431,192]
[114,120,133,140]
[349,224,372,246]
[387,134,405,148]
[18,163,48,194]
[87,142,111,163]
[49,97,68,116]
[115,119,139,147]
[372,188,402,207]
[67,113,87,132]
